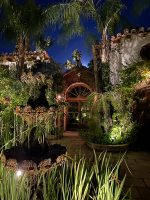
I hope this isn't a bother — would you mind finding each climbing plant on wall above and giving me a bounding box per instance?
[119,61,150,87]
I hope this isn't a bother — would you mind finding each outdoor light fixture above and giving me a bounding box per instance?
[82,113,87,117]
[36,56,40,60]
[16,169,23,178]
[57,94,61,100]
[76,116,79,121]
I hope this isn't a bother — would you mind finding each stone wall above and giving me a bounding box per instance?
[109,27,150,85]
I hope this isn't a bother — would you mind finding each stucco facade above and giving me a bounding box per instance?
[109,27,150,85]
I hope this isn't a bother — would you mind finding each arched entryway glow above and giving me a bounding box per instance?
[64,82,92,131]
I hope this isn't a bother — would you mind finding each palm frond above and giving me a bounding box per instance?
[84,32,100,51]
[133,0,150,16]
[57,22,84,45]
[81,0,124,37]
[44,0,87,45]
[44,0,83,27]
[101,0,124,31]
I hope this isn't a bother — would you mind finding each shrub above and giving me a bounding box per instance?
[81,88,136,145]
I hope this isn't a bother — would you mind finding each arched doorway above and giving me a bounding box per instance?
[140,44,150,60]
[64,82,92,131]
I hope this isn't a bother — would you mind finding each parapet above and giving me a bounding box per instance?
[110,27,150,44]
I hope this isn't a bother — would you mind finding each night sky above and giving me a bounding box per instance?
[0,0,150,67]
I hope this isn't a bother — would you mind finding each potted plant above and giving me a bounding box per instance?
[80,88,136,151]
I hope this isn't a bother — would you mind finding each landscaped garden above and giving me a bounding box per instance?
[0,0,150,199]
[80,61,150,151]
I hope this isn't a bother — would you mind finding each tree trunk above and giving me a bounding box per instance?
[17,35,26,79]
[92,45,102,93]
[99,61,103,92]
[101,29,109,63]
[25,34,30,52]
[76,59,82,67]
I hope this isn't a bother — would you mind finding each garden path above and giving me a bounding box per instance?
[50,131,150,200]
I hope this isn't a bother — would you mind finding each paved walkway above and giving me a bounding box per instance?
[51,131,150,200]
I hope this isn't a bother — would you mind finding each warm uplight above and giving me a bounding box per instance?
[110,136,115,142]
[36,56,40,60]
[143,71,150,78]
[82,113,87,117]
[57,94,62,100]
[76,116,79,121]
[16,169,23,178]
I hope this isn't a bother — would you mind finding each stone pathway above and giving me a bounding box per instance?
[50,131,150,200]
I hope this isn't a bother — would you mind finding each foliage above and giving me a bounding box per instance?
[0,107,14,149]
[102,62,111,91]
[82,61,150,145]
[0,0,88,77]
[0,67,30,149]
[36,36,53,51]
[80,118,109,144]
[0,0,57,42]
[21,71,53,99]
[83,0,124,36]
[84,60,144,143]
[0,67,30,107]
[72,49,82,61]
[0,0,87,47]
[0,162,32,200]
[81,87,135,145]
[57,0,86,45]
[72,49,82,67]
[52,72,64,93]
[0,152,130,200]
[0,66,63,149]
[118,61,150,148]
[119,61,150,87]
[87,60,111,92]
[0,0,46,55]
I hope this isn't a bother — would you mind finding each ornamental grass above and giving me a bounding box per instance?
[0,151,130,200]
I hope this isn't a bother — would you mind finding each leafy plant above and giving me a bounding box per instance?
[81,88,135,145]
[0,67,30,107]
[0,163,32,200]
[119,61,150,87]
[0,152,130,200]
[0,66,63,149]
[0,67,30,149]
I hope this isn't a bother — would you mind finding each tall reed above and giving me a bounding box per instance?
[0,152,130,200]
[0,164,31,200]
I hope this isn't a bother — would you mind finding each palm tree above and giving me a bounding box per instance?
[0,0,9,6]
[1,0,42,77]
[57,0,123,92]
[72,49,82,67]
[0,0,84,78]
[82,0,124,92]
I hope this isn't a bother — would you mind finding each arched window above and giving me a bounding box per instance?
[65,82,92,101]
[67,85,91,98]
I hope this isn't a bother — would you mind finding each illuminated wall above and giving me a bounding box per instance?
[109,27,150,85]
